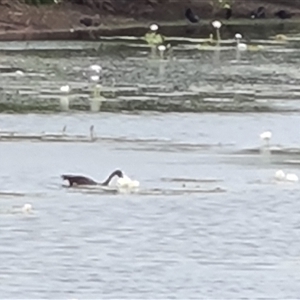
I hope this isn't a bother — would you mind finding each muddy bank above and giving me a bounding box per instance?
[0,19,299,42]
[0,0,300,41]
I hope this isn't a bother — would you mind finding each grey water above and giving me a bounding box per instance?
[2,33,300,298]
[0,112,300,299]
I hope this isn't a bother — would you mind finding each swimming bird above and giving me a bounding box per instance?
[61,169,124,187]
[185,8,199,23]
[22,203,33,214]
[60,85,70,93]
[235,33,247,51]
[90,65,102,73]
[275,170,299,182]
[260,131,272,144]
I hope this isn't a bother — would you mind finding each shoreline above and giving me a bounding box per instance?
[0,19,299,42]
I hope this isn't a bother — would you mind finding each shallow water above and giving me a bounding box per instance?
[2,34,300,112]
[1,112,300,299]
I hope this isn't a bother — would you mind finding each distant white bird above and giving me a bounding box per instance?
[158,45,166,52]
[89,64,102,73]
[275,170,285,181]
[285,173,299,182]
[260,131,272,144]
[157,44,166,59]
[60,85,70,93]
[150,24,159,31]
[212,20,222,29]
[15,70,24,76]
[235,33,247,51]
[275,170,299,182]
[90,75,99,82]
[22,203,33,214]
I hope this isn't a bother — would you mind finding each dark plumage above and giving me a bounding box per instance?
[251,6,266,19]
[225,7,232,20]
[62,170,123,187]
[274,10,293,19]
[80,17,93,27]
[185,8,199,23]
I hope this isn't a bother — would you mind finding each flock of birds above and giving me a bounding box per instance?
[184,6,294,23]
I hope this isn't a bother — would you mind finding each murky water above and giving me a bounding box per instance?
[1,30,300,298]
[1,33,300,112]
[1,112,300,299]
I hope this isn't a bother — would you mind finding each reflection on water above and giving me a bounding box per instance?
[0,113,300,299]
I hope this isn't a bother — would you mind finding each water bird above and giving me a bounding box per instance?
[61,169,123,186]
[60,85,70,93]
[275,10,293,19]
[22,203,33,214]
[275,170,299,182]
[90,75,99,82]
[275,34,288,41]
[260,131,272,143]
[80,17,93,27]
[150,23,159,31]
[157,44,166,59]
[15,70,24,76]
[235,33,247,51]
[62,169,139,189]
[90,65,102,73]
[145,24,164,47]
[223,4,232,20]
[185,8,199,23]
[251,6,266,19]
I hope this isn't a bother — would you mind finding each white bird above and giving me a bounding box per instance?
[60,85,70,93]
[157,44,166,59]
[260,131,272,142]
[235,33,247,51]
[275,170,299,182]
[275,170,285,181]
[90,64,102,73]
[15,70,24,76]
[90,75,99,82]
[150,24,159,31]
[285,173,299,182]
[212,20,222,29]
[158,45,166,52]
[22,203,33,214]
[117,174,140,189]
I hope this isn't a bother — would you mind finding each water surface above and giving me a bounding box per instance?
[0,113,300,299]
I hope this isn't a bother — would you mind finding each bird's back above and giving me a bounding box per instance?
[61,175,97,186]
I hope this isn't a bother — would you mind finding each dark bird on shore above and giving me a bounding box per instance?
[61,169,124,187]
[185,8,199,23]
[224,4,232,20]
[80,17,93,27]
[251,6,266,19]
[274,10,294,19]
